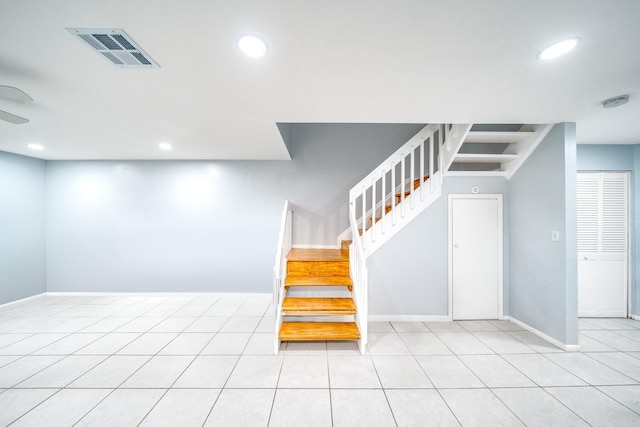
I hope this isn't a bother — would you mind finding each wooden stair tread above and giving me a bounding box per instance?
[282,297,356,315]
[396,175,429,199]
[287,248,349,278]
[279,322,360,341]
[285,276,353,287]
[414,175,429,185]
[287,248,347,262]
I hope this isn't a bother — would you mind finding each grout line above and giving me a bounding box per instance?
[326,353,334,426]
[581,352,639,384]
[131,388,170,426]
[537,386,596,425]
[6,387,68,426]
[266,359,285,427]
[432,387,463,426]
[484,386,529,426]
[595,385,640,416]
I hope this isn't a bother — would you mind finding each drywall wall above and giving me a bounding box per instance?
[509,123,578,345]
[45,124,422,293]
[367,176,509,316]
[577,144,635,171]
[0,151,47,304]
[577,144,637,314]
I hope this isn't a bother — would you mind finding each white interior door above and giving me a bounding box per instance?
[450,195,502,320]
[577,172,629,317]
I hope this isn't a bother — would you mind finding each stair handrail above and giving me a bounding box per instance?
[348,205,368,355]
[273,200,293,354]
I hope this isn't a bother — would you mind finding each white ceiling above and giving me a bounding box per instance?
[0,0,638,160]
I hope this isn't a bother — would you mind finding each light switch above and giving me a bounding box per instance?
[551,231,560,242]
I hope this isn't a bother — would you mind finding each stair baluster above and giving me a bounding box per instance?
[429,135,435,192]
[419,139,425,202]
[349,204,368,354]
[273,200,293,354]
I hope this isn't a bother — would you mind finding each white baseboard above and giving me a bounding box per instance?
[631,314,640,321]
[0,292,47,309]
[45,291,271,298]
[369,315,451,322]
[503,316,577,351]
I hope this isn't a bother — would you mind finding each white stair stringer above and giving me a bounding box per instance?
[439,124,474,174]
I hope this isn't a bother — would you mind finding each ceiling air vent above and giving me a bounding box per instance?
[66,28,159,68]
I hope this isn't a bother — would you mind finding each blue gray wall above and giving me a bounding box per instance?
[577,145,635,170]
[0,151,47,304]
[577,144,639,314]
[0,121,607,344]
[44,124,421,294]
[368,176,509,316]
[509,123,578,345]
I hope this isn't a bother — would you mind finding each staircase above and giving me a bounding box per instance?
[274,122,553,354]
[278,247,360,342]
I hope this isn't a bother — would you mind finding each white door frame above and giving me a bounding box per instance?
[448,194,504,320]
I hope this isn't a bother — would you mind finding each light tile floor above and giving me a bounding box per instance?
[2,295,640,426]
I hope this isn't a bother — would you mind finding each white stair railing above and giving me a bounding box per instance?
[343,122,550,353]
[273,200,293,354]
[348,207,368,355]
[349,123,471,256]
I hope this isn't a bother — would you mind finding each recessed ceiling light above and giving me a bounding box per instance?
[537,37,581,60]
[27,143,44,151]
[159,142,172,150]
[237,34,268,58]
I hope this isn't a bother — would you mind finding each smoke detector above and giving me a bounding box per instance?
[67,28,159,68]
[602,95,630,109]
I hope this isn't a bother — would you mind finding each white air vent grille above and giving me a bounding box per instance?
[67,28,159,68]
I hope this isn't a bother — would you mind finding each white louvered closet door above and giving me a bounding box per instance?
[577,172,629,317]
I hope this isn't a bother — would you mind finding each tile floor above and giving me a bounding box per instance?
[1,295,640,426]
